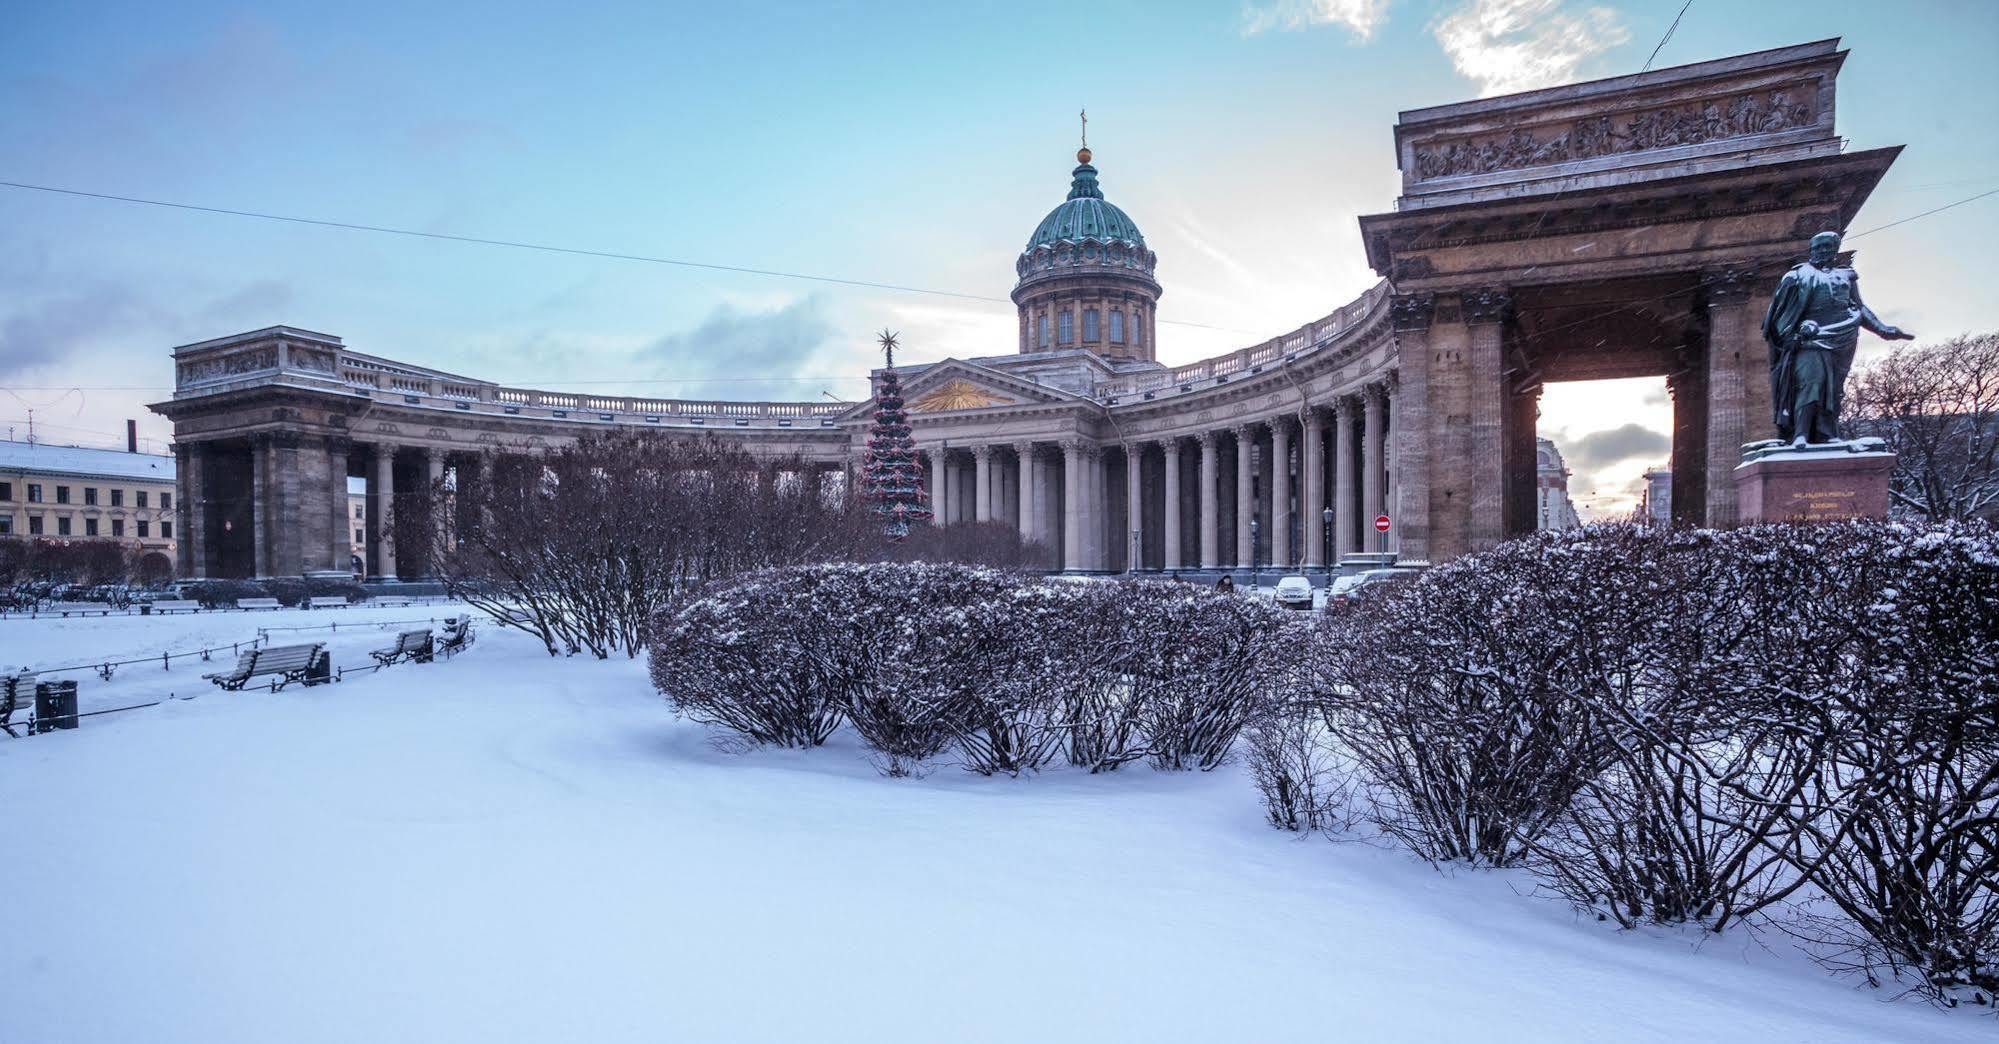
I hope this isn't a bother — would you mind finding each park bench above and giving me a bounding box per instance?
[306,596,351,610]
[371,596,417,608]
[41,602,113,617]
[436,616,476,658]
[203,642,329,691]
[150,599,202,613]
[0,673,36,738]
[371,629,434,667]
[236,597,283,611]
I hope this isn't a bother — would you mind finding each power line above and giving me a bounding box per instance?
[1642,1,1693,73]
[0,178,1250,334]
[1847,185,1999,240]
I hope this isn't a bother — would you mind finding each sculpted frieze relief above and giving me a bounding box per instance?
[177,347,277,386]
[1411,87,1815,181]
[288,347,338,374]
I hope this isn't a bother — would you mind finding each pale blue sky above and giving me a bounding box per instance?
[4,1,1995,512]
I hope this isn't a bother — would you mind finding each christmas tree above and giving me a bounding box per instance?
[860,329,932,540]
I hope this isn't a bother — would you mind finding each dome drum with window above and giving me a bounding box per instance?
[1011,146,1162,362]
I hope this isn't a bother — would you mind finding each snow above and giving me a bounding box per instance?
[1,610,1986,1043]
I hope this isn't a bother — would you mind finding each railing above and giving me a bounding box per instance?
[1094,281,1391,398]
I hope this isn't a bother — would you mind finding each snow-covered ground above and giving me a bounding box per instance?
[0,611,1985,1043]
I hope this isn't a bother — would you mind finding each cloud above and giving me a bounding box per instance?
[1562,422,1668,473]
[634,297,838,399]
[0,283,155,380]
[1433,0,1629,97]
[1242,0,1391,39]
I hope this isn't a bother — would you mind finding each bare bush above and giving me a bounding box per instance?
[1848,332,1999,522]
[431,432,863,658]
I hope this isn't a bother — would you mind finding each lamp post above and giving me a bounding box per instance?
[1131,528,1141,575]
[1322,506,1335,584]
[1249,518,1261,590]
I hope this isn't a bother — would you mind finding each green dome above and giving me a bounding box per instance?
[1024,162,1147,252]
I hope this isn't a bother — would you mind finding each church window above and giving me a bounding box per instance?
[1110,311,1125,343]
[1059,311,1074,344]
[1084,309,1099,341]
[1038,314,1050,348]
[1133,313,1144,347]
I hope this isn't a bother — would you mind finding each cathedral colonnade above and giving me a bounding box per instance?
[911,376,1400,574]
[153,42,1900,582]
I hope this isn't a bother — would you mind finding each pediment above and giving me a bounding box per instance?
[897,360,1075,413]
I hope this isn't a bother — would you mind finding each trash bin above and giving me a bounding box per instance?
[35,680,78,733]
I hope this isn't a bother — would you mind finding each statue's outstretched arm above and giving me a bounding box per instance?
[1851,273,1914,340]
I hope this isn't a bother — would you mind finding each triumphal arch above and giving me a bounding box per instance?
[153,40,1898,580]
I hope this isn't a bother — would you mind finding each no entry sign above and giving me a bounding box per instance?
[1373,514,1392,533]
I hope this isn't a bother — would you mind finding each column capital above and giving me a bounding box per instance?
[1231,421,1261,441]
[1460,287,1513,326]
[1701,266,1760,304]
[1155,434,1182,454]
[1364,382,1390,407]
[1302,405,1328,431]
[323,434,353,454]
[970,444,994,461]
[1390,292,1437,332]
[1012,440,1036,460]
[1194,430,1219,450]
[370,440,398,458]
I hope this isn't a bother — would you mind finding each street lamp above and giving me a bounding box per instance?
[1249,518,1261,590]
[1322,506,1335,583]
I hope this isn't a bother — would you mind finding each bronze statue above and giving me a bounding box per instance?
[1761,231,1913,446]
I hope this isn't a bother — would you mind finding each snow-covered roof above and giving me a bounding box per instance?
[0,440,176,483]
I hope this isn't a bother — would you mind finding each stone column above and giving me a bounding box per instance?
[1080,444,1104,570]
[1363,385,1387,555]
[1271,418,1293,568]
[972,445,993,523]
[325,437,352,574]
[1014,443,1037,543]
[1161,438,1183,571]
[1234,425,1256,569]
[1389,294,1436,564]
[1703,267,1758,527]
[1462,288,1511,551]
[251,435,271,577]
[1333,399,1356,563]
[424,447,446,577]
[1300,409,1325,568]
[264,433,303,577]
[1124,444,1144,572]
[370,442,398,581]
[1197,432,1220,569]
[1062,440,1085,572]
[173,443,199,577]
[930,448,950,527]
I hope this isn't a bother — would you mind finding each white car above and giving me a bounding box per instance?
[1327,569,1405,602]
[1273,575,1314,610]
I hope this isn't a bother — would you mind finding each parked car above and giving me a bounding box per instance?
[1272,575,1314,610]
[1327,569,1407,602]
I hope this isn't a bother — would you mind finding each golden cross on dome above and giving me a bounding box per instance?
[1079,108,1088,148]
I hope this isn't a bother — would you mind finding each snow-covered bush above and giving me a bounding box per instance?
[1293,519,1999,1001]
[652,566,1301,777]
[181,578,272,609]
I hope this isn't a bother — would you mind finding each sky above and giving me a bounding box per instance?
[4,0,1996,516]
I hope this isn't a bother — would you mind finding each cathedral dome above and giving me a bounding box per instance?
[1011,146,1162,361]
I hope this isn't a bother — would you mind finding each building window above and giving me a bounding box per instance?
[1133,313,1144,348]
[28,516,42,535]
[55,485,70,505]
[161,521,172,539]
[355,505,363,519]
[1110,311,1125,343]
[1059,311,1074,344]
[57,516,71,536]
[137,490,148,508]
[1037,314,1050,348]
[111,489,124,507]
[85,517,99,536]
[355,528,365,544]
[27,484,41,503]
[137,520,148,537]
[84,487,98,506]
[0,481,9,501]
[0,516,10,535]
[113,518,126,537]
[160,492,171,510]
[1084,309,1099,341]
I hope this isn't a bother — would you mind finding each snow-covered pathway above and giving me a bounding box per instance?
[0,617,1983,1043]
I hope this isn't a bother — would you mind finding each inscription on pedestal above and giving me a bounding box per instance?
[1735,450,1896,524]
